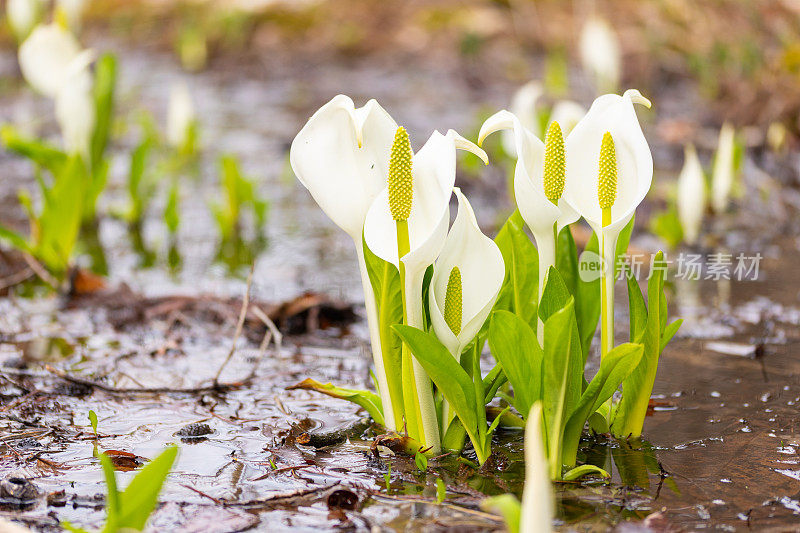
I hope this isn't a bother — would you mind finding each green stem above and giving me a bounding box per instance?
[600,208,614,359]
[396,220,422,443]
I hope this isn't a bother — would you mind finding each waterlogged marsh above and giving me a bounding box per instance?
[2,14,800,533]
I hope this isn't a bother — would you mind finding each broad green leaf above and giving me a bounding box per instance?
[115,445,178,531]
[286,378,385,426]
[562,343,643,467]
[627,272,647,342]
[541,298,581,477]
[415,451,428,472]
[36,155,86,274]
[494,210,539,328]
[538,266,571,322]
[612,251,678,438]
[392,325,479,449]
[363,237,404,426]
[562,464,610,481]
[487,310,541,415]
[89,410,99,435]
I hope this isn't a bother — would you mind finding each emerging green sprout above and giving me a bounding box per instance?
[388,127,413,222]
[597,131,617,211]
[543,121,565,203]
[443,266,463,335]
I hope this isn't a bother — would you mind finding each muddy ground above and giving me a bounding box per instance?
[1,9,800,532]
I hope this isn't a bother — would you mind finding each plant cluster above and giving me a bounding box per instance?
[0,19,270,284]
[290,90,681,484]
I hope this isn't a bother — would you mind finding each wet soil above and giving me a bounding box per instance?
[1,26,800,532]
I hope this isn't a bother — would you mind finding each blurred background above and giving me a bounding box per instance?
[0,0,799,302]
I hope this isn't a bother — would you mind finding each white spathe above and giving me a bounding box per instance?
[291,94,396,241]
[18,23,82,98]
[167,82,197,151]
[55,54,95,162]
[563,89,652,240]
[711,122,735,214]
[289,94,399,429]
[429,189,504,358]
[479,109,579,338]
[363,129,488,279]
[520,403,554,533]
[677,144,706,245]
[502,81,544,156]
[7,0,43,42]
[579,16,621,93]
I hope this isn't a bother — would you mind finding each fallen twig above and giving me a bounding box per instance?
[213,265,254,386]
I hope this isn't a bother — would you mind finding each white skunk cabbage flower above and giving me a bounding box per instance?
[549,100,585,135]
[290,94,398,428]
[56,0,87,33]
[520,403,553,533]
[167,82,196,151]
[364,128,487,448]
[711,122,735,213]
[564,89,652,354]
[502,81,544,156]
[564,89,652,249]
[55,53,95,162]
[364,129,488,310]
[429,188,504,358]
[677,144,706,245]
[579,17,621,93]
[479,110,579,338]
[18,23,82,97]
[7,0,43,42]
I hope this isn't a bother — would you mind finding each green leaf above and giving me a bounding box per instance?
[91,53,117,171]
[363,237,404,426]
[615,215,636,277]
[0,225,31,254]
[35,155,87,275]
[538,266,571,322]
[164,180,180,234]
[562,343,644,467]
[487,310,541,416]
[541,297,581,477]
[99,453,120,533]
[89,410,98,435]
[612,251,676,439]
[557,228,600,361]
[435,477,446,503]
[481,494,521,533]
[562,464,610,481]
[115,445,178,531]
[1,125,66,175]
[494,210,539,328]
[392,325,480,451]
[415,452,428,472]
[286,378,384,426]
[648,208,683,249]
[661,319,683,352]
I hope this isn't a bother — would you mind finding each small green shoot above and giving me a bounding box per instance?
[435,478,446,503]
[210,154,269,241]
[383,464,392,491]
[414,451,428,472]
[63,446,178,533]
[88,410,98,437]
